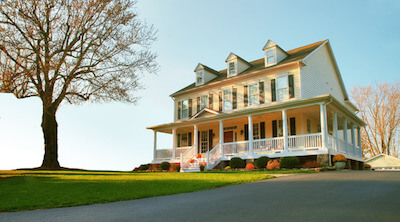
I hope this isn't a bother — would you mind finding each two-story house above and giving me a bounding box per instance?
[147,39,365,172]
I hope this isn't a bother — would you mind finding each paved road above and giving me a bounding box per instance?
[1,171,400,222]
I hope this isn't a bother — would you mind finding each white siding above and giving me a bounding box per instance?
[301,44,345,102]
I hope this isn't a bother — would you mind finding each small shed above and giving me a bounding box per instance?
[365,154,400,171]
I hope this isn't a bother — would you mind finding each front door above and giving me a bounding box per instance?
[224,131,234,143]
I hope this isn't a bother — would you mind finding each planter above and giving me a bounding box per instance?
[334,161,346,169]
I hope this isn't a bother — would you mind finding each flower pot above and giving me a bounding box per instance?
[334,161,346,169]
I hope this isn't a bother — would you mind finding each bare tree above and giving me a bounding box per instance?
[351,81,400,159]
[0,0,157,169]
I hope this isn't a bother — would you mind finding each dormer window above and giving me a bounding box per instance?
[266,49,275,64]
[196,71,204,85]
[228,62,236,77]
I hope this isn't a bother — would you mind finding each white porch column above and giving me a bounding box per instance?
[319,104,328,149]
[219,120,224,155]
[344,118,348,154]
[194,124,198,156]
[282,110,288,152]
[172,128,177,159]
[357,126,362,157]
[248,115,254,155]
[153,130,157,161]
[333,112,338,152]
[351,124,355,145]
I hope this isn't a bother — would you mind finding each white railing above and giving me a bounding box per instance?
[223,141,249,155]
[337,138,346,154]
[175,146,192,159]
[253,137,284,153]
[288,133,322,150]
[207,143,222,170]
[327,134,335,152]
[180,146,197,169]
[156,149,173,160]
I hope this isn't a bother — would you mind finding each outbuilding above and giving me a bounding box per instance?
[365,154,400,171]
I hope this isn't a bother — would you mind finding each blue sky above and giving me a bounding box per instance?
[0,0,399,171]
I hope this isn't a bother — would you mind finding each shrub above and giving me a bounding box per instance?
[138,164,149,171]
[160,162,171,171]
[266,159,280,170]
[199,165,205,171]
[280,156,300,169]
[301,160,322,168]
[246,163,255,169]
[225,166,231,170]
[333,154,347,163]
[176,165,181,172]
[255,156,270,169]
[230,157,246,169]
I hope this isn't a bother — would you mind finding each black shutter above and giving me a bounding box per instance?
[259,82,264,104]
[244,124,249,141]
[197,97,200,112]
[188,99,192,117]
[244,85,248,107]
[177,134,181,147]
[198,131,201,153]
[260,122,265,139]
[208,130,213,151]
[272,120,277,137]
[233,88,237,109]
[177,102,181,119]
[219,91,222,111]
[289,75,294,98]
[209,93,213,110]
[188,132,192,146]
[271,79,276,102]
[290,117,296,136]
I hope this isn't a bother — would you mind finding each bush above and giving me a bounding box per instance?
[176,165,181,172]
[280,156,300,169]
[246,163,255,169]
[225,166,231,170]
[301,160,322,168]
[138,164,149,171]
[333,154,347,163]
[230,157,246,169]
[266,159,280,170]
[160,162,171,171]
[255,156,270,169]
[199,165,205,171]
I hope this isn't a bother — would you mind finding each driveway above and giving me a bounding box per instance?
[1,171,400,222]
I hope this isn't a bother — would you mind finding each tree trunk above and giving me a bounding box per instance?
[40,106,61,169]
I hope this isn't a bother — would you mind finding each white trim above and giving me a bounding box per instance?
[302,40,328,63]
[195,70,204,86]
[247,82,260,106]
[227,61,237,77]
[222,88,233,111]
[190,107,220,119]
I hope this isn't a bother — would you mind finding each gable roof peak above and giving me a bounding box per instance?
[262,39,277,50]
[194,63,221,76]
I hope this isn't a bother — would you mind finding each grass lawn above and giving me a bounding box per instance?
[0,170,313,212]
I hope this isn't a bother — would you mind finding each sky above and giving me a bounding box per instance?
[1,0,400,171]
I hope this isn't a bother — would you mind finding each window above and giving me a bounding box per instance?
[196,71,204,85]
[181,99,189,118]
[276,76,289,101]
[253,123,259,140]
[248,83,259,106]
[181,133,188,147]
[228,62,236,76]
[200,95,208,109]
[278,120,283,137]
[266,49,275,64]
[223,89,232,111]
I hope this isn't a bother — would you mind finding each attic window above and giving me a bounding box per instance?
[228,62,236,77]
[196,71,204,85]
[266,49,275,64]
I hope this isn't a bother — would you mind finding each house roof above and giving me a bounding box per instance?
[170,40,328,97]
[365,154,400,164]
[190,107,221,119]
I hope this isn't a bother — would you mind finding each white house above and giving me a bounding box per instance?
[147,39,365,172]
[365,154,400,171]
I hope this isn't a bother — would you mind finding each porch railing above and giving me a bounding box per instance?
[223,141,249,156]
[253,137,284,153]
[207,143,222,170]
[155,149,173,161]
[288,133,322,150]
[175,146,192,158]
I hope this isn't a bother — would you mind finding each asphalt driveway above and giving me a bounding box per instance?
[1,171,399,222]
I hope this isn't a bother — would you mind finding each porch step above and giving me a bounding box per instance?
[180,167,200,173]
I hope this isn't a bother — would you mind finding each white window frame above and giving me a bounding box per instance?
[276,74,289,101]
[181,99,189,119]
[266,48,276,64]
[196,71,204,85]
[227,61,237,77]
[248,82,259,106]
[223,88,233,111]
[200,94,208,110]
[253,123,260,140]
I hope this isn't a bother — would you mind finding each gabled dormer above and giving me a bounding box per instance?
[225,53,252,78]
[262,40,288,67]
[194,63,220,86]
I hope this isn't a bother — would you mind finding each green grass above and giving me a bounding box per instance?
[0,170,277,212]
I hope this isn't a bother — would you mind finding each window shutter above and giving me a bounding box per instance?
[177,102,181,119]
[244,124,249,141]
[188,132,192,146]
[188,99,192,117]
[244,85,248,107]
[260,122,265,139]
[219,91,222,111]
[288,75,294,98]
[271,79,276,102]
[209,93,213,110]
[197,131,201,154]
[197,97,200,112]
[177,134,181,147]
[259,82,264,104]
[290,117,296,136]
[208,130,213,151]
[272,120,277,137]
[232,88,237,109]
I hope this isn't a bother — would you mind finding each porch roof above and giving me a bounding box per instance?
[147,94,366,133]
